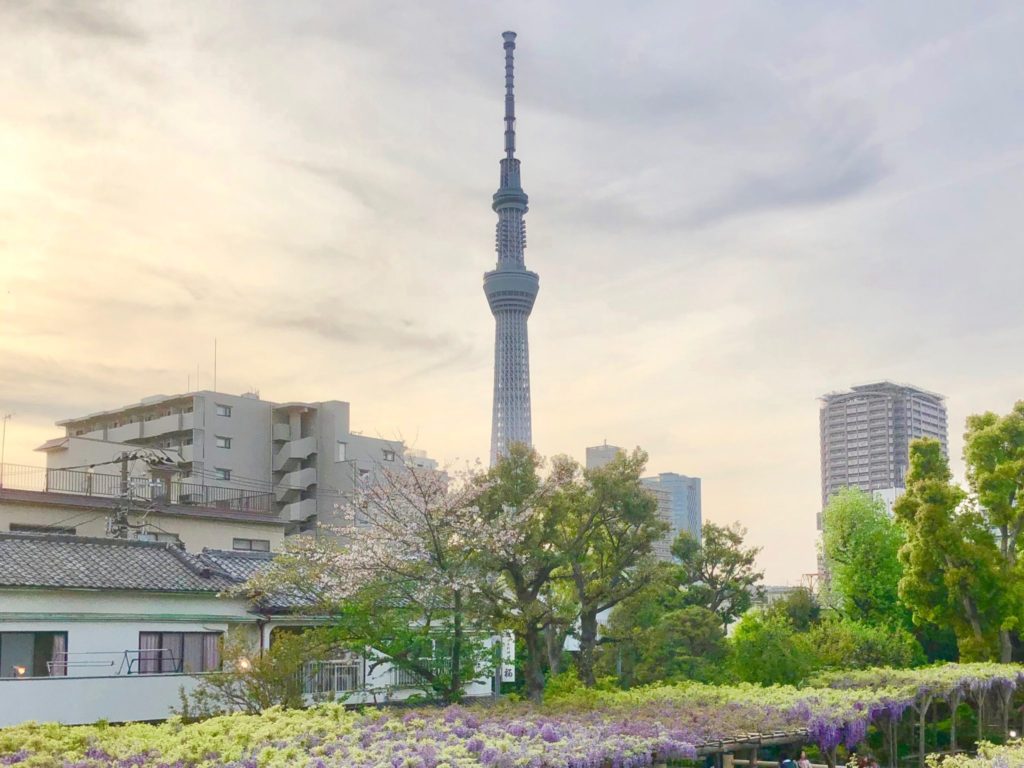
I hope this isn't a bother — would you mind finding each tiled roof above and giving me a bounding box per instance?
[0,533,238,593]
[200,549,316,612]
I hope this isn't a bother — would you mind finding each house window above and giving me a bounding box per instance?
[233,538,270,552]
[214,468,231,481]
[138,632,220,674]
[335,441,347,462]
[10,523,76,535]
[382,449,396,462]
[0,632,68,678]
[215,435,232,449]
[215,404,232,417]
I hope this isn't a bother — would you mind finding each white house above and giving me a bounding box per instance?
[0,533,492,728]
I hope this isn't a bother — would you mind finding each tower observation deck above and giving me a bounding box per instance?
[484,31,539,466]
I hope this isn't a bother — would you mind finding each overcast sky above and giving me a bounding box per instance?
[2,1,1022,583]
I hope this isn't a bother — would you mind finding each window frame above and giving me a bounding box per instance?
[214,467,232,481]
[215,435,232,449]
[232,538,271,552]
[215,404,232,418]
[137,631,220,675]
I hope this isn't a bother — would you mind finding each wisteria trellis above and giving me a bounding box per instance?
[2,664,1023,768]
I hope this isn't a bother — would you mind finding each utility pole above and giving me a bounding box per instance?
[108,453,131,539]
[0,413,12,489]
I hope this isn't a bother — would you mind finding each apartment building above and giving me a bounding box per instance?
[819,381,948,524]
[34,390,434,534]
[585,443,702,561]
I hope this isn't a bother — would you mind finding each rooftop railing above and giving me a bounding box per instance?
[0,463,275,514]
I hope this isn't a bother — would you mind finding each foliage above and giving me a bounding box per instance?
[673,522,765,629]
[927,738,1024,768]
[895,439,1008,661]
[596,565,728,687]
[472,444,574,703]
[730,611,814,686]
[806,617,924,671]
[554,448,669,686]
[240,462,495,704]
[176,630,330,718]
[769,587,822,632]
[821,488,908,627]
[8,664,1024,767]
[963,401,1024,662]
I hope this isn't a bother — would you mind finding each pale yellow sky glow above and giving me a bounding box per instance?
[2,2,1023,583]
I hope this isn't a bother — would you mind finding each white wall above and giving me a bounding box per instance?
[0,673,204,727]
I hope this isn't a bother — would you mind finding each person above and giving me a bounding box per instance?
[797,751,812,768]
[779,753,798,768]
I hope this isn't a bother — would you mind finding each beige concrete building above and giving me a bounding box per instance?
[30,390,435,535]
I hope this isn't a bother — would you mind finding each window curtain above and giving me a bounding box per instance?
[50,634,67,677]
[138,633,161,674]
[202,634,220,672]
[160,633,183,673]
[182,634,204,674]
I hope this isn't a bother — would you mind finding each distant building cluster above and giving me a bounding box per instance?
[585,442,703,561]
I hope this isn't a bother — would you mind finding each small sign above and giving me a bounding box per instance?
[500,630,515,682]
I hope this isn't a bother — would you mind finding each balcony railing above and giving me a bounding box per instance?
[303,660,363,696]
[0,464,275,514]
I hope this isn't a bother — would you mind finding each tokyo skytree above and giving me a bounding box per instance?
[485,31,539,466]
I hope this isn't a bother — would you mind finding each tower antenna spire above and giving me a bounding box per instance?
[502,31,517,160]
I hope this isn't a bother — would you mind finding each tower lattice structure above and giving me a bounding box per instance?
[484,31,539,466]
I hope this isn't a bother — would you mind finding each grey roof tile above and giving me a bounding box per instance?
[0,533,238,593]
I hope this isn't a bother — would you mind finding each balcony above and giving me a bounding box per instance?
[273,436,317,472]
[106,422,143,443]
[142,412,193,439]
[275,467,317,502]
[281,498,317,522]
[0,463,275,515]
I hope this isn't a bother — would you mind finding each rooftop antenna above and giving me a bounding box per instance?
[502,31,517,161]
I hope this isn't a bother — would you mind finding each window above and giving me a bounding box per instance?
[10,523,76,535]
[214,468,231,481]
[0,632,68,678]
[233,538,270,552]
[215,404,232,417]
[382,449,396,462]
[358,468,370,478]
[138,632,220,674]
[215,435,232,449]
[335,441,347,462]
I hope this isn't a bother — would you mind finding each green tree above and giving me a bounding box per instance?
[473,445,575,703]
[730,611,813,686]
[964,401,1024,662]
[895,439,1007,661]
[821,487,908,626]
[557,448,669,687]
[767,587,821,631]
[807,617,924,669]
[596,565,726,687]
[673,522,764,629]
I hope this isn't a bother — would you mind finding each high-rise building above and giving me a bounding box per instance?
[485,31,539,465]
[38,390,434,533]
[641,473,703,551]
[819,381,948,523]
[585,442,622,470]
[585,443,702,561]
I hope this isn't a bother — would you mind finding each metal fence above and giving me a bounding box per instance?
[0,464,274,514]
[303,660,363,696]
